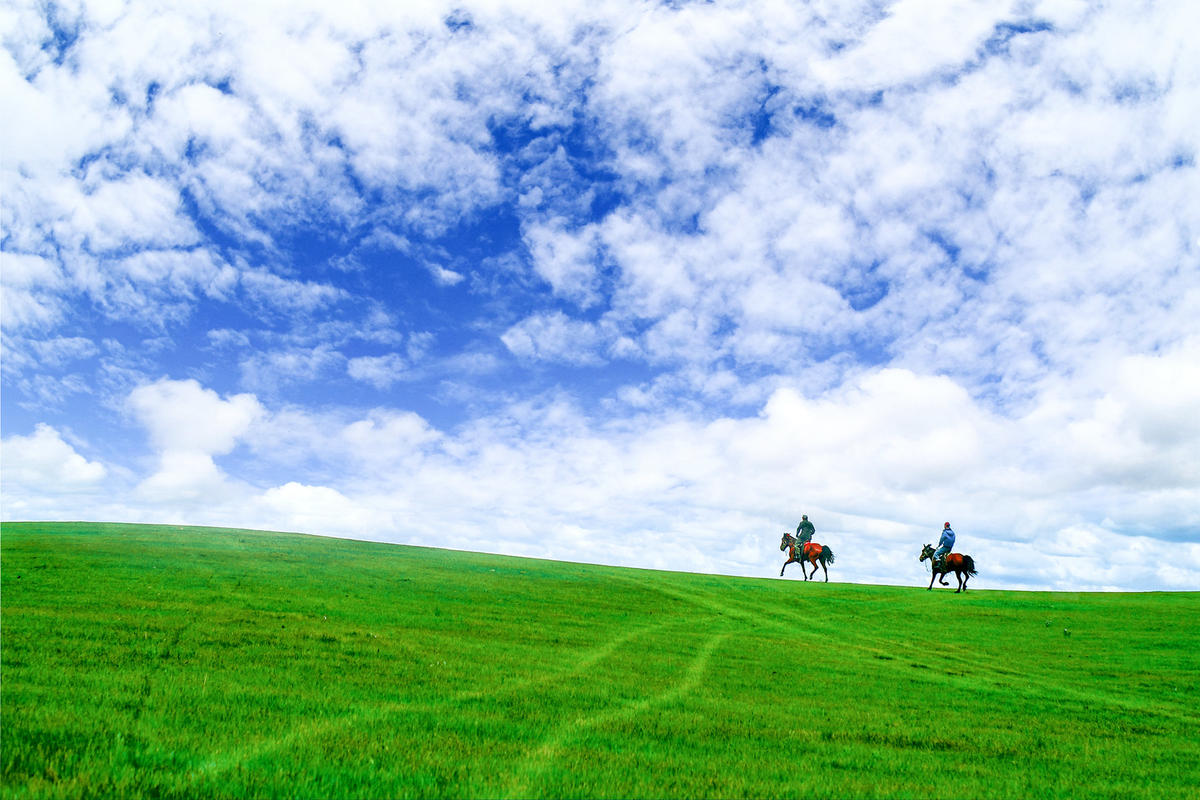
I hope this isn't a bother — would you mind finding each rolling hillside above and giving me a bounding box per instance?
[2,521,1197,799]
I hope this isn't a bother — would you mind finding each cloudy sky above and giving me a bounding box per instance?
[3,0,1198,591]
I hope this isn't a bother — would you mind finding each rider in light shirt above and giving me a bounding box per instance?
[933,522,955,569]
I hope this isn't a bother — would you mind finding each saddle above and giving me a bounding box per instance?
[935,553,960,570]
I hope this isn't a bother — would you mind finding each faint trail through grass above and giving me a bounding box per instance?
[502,630,732,798]
[453,616,676,703]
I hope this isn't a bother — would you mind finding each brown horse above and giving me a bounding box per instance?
[779,532,835,582]
[919,544,977,592]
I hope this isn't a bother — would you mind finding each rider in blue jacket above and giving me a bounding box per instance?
[933,522,955,569]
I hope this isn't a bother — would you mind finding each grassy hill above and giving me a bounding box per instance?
[2,521,1197,799]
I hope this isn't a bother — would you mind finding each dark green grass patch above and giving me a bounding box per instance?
[2,521,1198,799]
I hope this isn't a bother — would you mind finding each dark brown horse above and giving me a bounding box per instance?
[779,532,835,582]
[919,544,977,592]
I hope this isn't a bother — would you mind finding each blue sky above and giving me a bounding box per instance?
[3,0,1199,591]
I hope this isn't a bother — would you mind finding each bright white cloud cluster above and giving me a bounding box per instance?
[2,0,1198,591]
[2,423,106,489]
[124,378,263,505]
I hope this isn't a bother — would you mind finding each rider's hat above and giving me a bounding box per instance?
[944,522,951,528]
[802,515,808,520]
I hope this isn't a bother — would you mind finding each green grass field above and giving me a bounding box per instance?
[2,521,1197,799]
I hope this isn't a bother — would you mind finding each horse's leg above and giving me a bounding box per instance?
[781,558,792,577]
[821,560,829,582]
[928,570,936,590]
[955,570,970,593]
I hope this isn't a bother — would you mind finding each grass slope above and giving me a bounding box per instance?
[2,521,1197,799]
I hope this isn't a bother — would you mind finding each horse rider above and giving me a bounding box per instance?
[933,522,955,569]
[796,515,815,547]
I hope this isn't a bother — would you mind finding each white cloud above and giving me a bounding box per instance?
[501,311,607,365]
[428,265,465,287]
[66,172,200,254]
[1,335,97,375]
[340,410,441,464]
[134,450,235,505]
[1031,340,1200,503]
[1,423,106,488]
[813,0,1012,91]
[593,1,766,180]
[0,252,67,330]
[149,82,253,158]
[239,269,345,313]
[347,353,407,389]
[128,378,262,454]
[206,328,251,349]
[0,27,133,175]
[1111,347,1200,448]
[238,345,344,395]
[600,213,699,318]
[0,250,64,290]
[256,482,394,537]
[122,378,263,506]
[523,219,602,304]
[0,336,100,400]
[96,249,239,322]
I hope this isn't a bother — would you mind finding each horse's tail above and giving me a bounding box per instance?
[962,555,977,577]
[821,546,835,566]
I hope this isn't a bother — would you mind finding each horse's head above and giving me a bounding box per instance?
[780,532,794,552]
[919,544,935,561]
